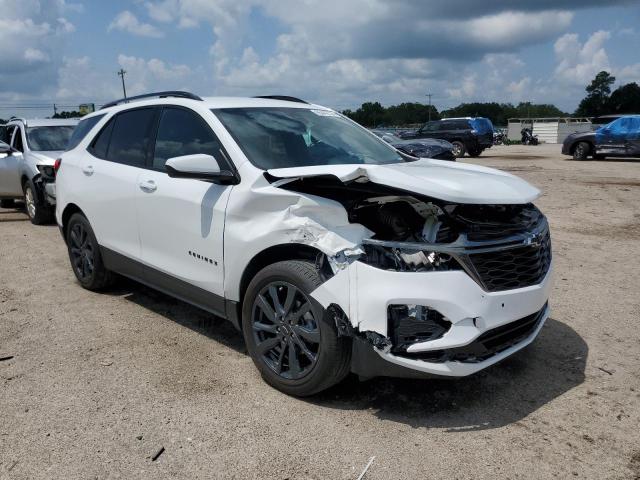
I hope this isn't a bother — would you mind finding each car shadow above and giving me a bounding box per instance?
[310,317,587,431]
[101,278,586,431]
[564,157,640,163]
[106,276,246,355]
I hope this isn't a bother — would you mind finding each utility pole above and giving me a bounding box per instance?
[53,104,57,117]
[117,69,127,99]
[426,93,433,122]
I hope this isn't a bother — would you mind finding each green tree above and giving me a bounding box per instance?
[575,71,616,116]
[606,82,640,114]
[53,110,84,119]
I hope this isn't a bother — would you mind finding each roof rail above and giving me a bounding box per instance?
[254,95,308,104]
[100,91,203,110]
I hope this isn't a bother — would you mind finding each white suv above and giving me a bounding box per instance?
[55,92,552,396]
[0,118,78,223]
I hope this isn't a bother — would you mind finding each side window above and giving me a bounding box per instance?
[0,126,9,144]
[67,114,105,150]
[153,107,225,170]
[89,118,115,159]
[423,122,438,132]
[12,127,24,152]
[106,108,157,167]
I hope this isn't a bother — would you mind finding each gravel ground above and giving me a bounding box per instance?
[1,143,639,479]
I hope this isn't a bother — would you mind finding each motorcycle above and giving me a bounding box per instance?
[493,130,506,145]
[521,128,539,145]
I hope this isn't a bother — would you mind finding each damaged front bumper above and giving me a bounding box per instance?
[311,260,552,379]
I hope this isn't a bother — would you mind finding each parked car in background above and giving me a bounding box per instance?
[0,118,78,222]
[55,91,552,396]
[562,114,640,160]
[398,117,494,158]
[370,129,456,161]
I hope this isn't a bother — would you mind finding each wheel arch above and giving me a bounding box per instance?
[232,243,328,329]
[61,203,87,239]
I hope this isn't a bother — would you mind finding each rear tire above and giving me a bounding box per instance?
[451,141,466,158]
[573,142,590,160]
[0,199,15,208]
[468,148,483,157]
[23,180,53,225]
[65,213,115,290]
[242,260,351,396]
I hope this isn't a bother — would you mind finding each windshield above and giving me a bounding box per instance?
[26,126,75,151]
[212,107,405,169]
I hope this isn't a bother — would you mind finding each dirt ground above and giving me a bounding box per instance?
[1,143,639,479]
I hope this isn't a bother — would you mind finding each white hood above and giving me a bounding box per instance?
[267,159,540,204]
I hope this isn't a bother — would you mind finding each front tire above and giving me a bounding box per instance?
[242,260,351,396]
[66,213,114,290]
[23,181,53,225]
[451,141,466,158]
[573,142,590,160]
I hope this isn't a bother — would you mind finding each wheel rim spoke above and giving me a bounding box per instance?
[275,341,287,373]
[287,339,301,377]
[256,294,276,321]
[291,332,316,362]
[253,321,277,334]
[268,285,284,314]
[282,285,296,314]
[292,324,320,344]
[256,336,280,356]
[291,301,311,322]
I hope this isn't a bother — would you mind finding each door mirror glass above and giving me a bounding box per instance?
[0,142,11,154]
[165,154,236,184]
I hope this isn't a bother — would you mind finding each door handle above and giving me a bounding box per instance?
[138,179,157,193]
[82,165,94,176]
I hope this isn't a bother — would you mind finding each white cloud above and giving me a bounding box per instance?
[554,30,611,85]
[108,11,164,38]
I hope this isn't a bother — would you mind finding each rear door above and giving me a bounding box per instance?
[80,107,159,264]
[135,106,232,311]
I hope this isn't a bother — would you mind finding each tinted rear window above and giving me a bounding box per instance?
[106,108,157,167]
[469,118,494,134]
[68,114,105,150]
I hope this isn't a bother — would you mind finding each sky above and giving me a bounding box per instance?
[1,0,639,118]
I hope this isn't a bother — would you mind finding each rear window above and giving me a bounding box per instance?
[469,118,494,134]
[67,114,105,150]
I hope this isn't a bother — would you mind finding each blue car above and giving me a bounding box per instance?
[562,114,640,160]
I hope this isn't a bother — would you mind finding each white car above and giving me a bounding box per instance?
[0,118,78,223]
[55,92,552,396]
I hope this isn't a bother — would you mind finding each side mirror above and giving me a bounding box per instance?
[165,154,237,184]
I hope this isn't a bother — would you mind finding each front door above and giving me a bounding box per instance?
[0,127,22,196]
[596,118,628,156]
[136,106,232,313]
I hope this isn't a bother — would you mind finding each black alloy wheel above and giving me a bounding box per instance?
[69,221,95,283]
[242,260,351,396]
[251,281,320,380]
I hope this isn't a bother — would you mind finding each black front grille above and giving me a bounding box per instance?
[467,229,552,292]
[450,203,546,242]
[400,303,547,363]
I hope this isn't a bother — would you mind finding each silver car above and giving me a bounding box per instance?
[0,118,78,224]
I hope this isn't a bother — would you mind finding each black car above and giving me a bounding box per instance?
[562,115,640,160]
[398,117,494,158]
[370,130,456,161]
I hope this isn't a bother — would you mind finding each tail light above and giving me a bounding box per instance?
[54,158,62,173]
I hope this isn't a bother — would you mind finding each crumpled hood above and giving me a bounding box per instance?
[268,159,540,204]
[31,151,64,164]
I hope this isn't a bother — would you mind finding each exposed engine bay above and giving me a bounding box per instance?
[275,174,547,274]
